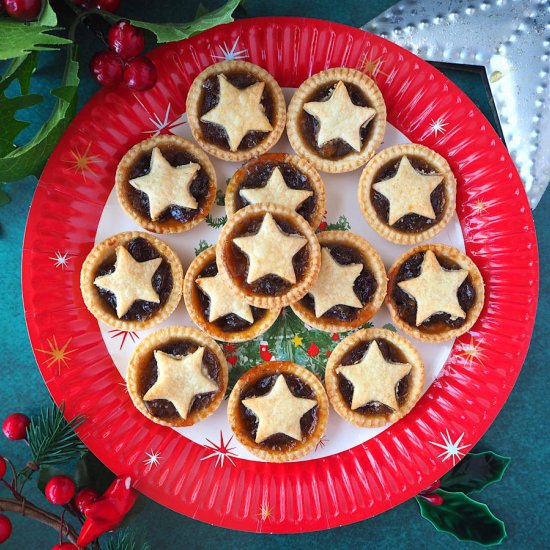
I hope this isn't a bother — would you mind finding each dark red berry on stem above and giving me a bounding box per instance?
[94,0,119,12]
[0,515,12,545]
[0,457,6,479]
[74,487,100,515]
[2,413,30,440]
[90,50,124,87]
[45,475,76,505]
[123,56,157,91]
[108,21,145,58]
[51,543,77,550]
[5,0,41,20]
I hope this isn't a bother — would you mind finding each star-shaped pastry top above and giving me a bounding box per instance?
[308,247,363,317]
[242,375,317,443]
[233,213,307,284]
[143,347,218,419]
[398,250,469,326]
[336,341,411,410]
[94,246,162,318]
[200,74,273,152]
[239,168,313,211]
[196,271,254,323]
[129,147,200,220]
[373,156,444,225]
[303,80,377,151]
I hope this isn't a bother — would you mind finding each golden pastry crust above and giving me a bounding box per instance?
[127,326,228,427]
[358,143,457,244]
[286,67,386,173]
[386,244,485,343]
[186,60,286,162]
[325,328,424,427]
[80,231,183,331]
[115,134,217,234]
[227,361,329,462]
[216,204,321,309]
[291,231,387,332]
[225,153,326,230]
[183,246,280,342]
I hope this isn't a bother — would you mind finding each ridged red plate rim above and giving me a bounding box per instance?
[22,17,538,533]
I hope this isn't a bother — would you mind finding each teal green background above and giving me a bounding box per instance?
[1,1,548,548]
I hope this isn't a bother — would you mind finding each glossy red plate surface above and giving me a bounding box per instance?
[22,17,538,533]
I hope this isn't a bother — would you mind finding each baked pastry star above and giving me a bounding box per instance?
[233,213,307,284]
[128,147,200,220]
[308,247,363,317]
[93,246,162,318]
[196,271,254,323]
[143,347,218,420]
[303,80,376,151]
[200,74,273,152]
[336,341,411,410]
[242,375,317,442]
[398,250,468,325]
[372,156,443,225]
[239,167,313,211]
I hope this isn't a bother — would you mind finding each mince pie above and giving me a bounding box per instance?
[291,231,387,332]
[287,67,386,173]
[116,135,217,234]
[80,231,183,330]
[127,326,228,427]
[186,60,286,162]
[325,328,424,427]
[184,246,280,342]
[386,244,484,342]
[358,144,457,244]
[216,204,321,309]
[225,153,326,229]
[227,361,329,462]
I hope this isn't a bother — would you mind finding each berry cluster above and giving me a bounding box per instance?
[91,21,157,91]
[0,0,42,21]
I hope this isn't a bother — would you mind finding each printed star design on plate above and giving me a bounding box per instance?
[117,381,128,394]
[429,117,449,137]
[143,449,163,472]
[108,329,140,350]
[211,37,249,61]
[201,431,238,468]
[456,335,487,367]
[429,430,470,465]
[142,103,185,137]
[356,52,389,78]
[257,503,272,522]
[63,143,100,179]
[35,336,75,375]
[49,250,71,270]
[471,200,489,216]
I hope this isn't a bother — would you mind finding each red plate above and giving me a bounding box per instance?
[23,17,538,533]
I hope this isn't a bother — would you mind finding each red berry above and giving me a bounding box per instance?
[52,543,77,550]
[0,515,12,544]
[90,50,124,87]
[421,493,443,505]
[307,343,319,357]
[45,475,76,505]
[93,0,119,11]
[318,221,327,231]
[227,356,238,366]
[331,333,339,341]
[74,487,99,515]
[123,56,157,91]
[108,21,145,59]
[0,457,6,479]
[2,413,30,440]
[5,0,41,20]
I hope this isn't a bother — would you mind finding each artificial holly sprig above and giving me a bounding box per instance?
[415,451,510,546]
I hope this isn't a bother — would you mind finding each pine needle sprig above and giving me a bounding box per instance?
[104,529,150,550]
[26,402,87,467]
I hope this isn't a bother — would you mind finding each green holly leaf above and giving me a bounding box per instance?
[0,1,71,61]
[37,465,65,494]
[416,489,506,546]
[0,184,10,206]
[129,0,242,43]
[0,51,38,95]
[0,93,43,156]
[0,43,79,183]
[75,451,116,494]
[440,451,511,494]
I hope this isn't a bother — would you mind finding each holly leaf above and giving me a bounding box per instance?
[37,465,65,494]
[0,185,10,206]
[440,451,511,494]
[75,452,116,494]
[0,43,79,183]
[0,52,38,95]
[0,93,43,156]
[416,489,506,546]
